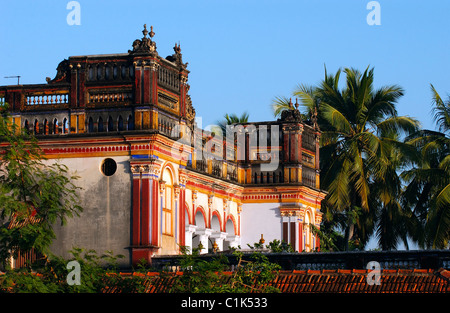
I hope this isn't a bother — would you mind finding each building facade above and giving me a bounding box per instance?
[0,26,327,267]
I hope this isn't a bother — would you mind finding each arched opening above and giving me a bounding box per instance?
[62,118,68,134]
[107,116,114,132]
[98,117,104,132]
[117,115,124,131]
[210,214,222,252]
[192,208,208,253]
[162,168,174,236]
[24,120,29,133]
[43,119,49,135]
[211,214,221,232]
[88,117,94,133]
[34,119,39,135]
[127,114,134,130]
[223,217,237,251]
[225,218,236,236]
[194,209,206,229]
[304,211,312,252]
[53,118,59,134]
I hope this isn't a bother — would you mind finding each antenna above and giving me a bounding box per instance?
[4,76,21,85]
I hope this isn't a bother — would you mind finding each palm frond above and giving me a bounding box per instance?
[430,84,450,134]
[271,96,291,118]
[320,102,353,135]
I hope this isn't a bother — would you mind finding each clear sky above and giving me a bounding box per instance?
[1,0,449,132]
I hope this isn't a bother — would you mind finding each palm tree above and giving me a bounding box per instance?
[274,66,420,250]
[402,84,450,249]
[214,112,250,136]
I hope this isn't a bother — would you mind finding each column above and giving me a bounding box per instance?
[179,171,187,248]
[298,222,303,252]
[130,160,161,266]
[225,235,241,250]
[196,228,212,254]
[184,225,198,254]
[210,232,228,252]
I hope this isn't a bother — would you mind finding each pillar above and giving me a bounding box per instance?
[184,225,198,254]
[210,232,228,252]
[298,222,303,252]
[130,160,161,266]
[196,229,212,254]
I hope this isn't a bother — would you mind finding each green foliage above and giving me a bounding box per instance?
[0,248,147,293]
[401,85,450,249]
[227,250,280,293]
[0,105,83,266]
[272,66,431,251]
[168,246,280,293]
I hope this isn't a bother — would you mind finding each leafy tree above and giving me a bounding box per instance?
[0,104,83,268]
[169,245,280,293]
[214,112,250,136]
[273,67,420,250]
[0,248,146,293]
[402,85,450,249]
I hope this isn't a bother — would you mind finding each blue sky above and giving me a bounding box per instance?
[1,1,447,249]
[1,0,449,131]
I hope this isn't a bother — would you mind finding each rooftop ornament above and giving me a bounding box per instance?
[129,24,157,55]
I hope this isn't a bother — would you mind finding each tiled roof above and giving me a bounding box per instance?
[113,268,449,293]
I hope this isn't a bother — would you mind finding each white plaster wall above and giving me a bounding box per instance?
[240,202,281,248]
[196,192,209,216]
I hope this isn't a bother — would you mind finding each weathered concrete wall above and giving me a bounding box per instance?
[49,156,132,267]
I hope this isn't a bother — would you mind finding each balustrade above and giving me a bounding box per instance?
[302,131,316,152]
[302,166,316,188]
[26,93,69,106]
[89,91,133,104]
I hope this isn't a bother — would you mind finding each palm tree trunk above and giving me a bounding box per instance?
[344,223,354,251]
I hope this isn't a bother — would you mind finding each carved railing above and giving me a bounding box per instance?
[302,131,316,152]
[158,113,180,139]
[25,91,69,109]
[226,162,238,182]
[88,90,133,106]
[158,66,180,91]
[302,166,316,188]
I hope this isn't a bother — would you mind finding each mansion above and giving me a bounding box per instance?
[0,26,326,267]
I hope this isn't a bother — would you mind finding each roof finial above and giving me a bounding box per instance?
[149,25,155,38]
[142,24,148,38]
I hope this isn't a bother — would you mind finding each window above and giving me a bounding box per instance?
[34,119,39,135]
[43,119,49,135]
[304,212,312,251]
[107,116,114,132]
[98,117,104,132]
[118,115,124,131]
[162,168,174,236]
[101,158,117,176]
[62,118,68,134]
[127,115,134,130]
[53,119,58,134]
[88,117,94,133]
[282,221,296,250]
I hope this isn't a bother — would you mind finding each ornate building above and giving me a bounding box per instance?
[0,26,327,267]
